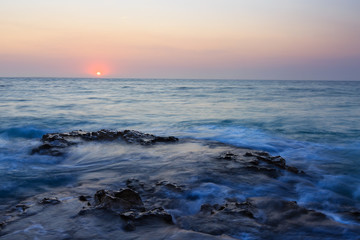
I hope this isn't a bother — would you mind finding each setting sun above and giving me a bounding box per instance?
[96,71,102,76]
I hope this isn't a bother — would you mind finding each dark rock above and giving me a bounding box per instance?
[15,204,30,212]
[244,152,253,157]
[255,151,271,157]
[123,220,136,231]
[286,166,300,174]
[32,129,178,156]
[120,206,173,223]
[341,210,360,222]
[218,152,238,161]
[156,181,184,193]
[120,130,178,145]
[247,197,329,228]
[251,152,305,175]
[94,188,145,213]
[0,221,5,229]
[79,195,89,202]
[141,207,173,223]
[38,197,61,205]
[178,200,258,236]
[270,156,286,168]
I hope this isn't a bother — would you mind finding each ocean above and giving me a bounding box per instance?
[0,78,359,239]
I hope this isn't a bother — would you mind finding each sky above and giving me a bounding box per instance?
[0,0,359,80]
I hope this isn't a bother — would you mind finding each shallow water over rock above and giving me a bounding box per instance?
[1,130,359,239]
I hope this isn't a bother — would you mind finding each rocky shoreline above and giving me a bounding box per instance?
[1,130,359,239]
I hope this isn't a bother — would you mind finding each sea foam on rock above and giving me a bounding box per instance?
[31,129,178,156]
[2,129,358,239]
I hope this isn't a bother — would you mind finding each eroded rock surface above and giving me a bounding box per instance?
[79,188,173,230]
[1,130,359,240]
[31,129,178,156]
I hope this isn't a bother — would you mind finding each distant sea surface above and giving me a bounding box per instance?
[1,78,360,223]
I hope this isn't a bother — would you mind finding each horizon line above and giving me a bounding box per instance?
[0,76,359,82]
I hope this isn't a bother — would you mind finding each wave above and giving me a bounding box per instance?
[0,126,48,139]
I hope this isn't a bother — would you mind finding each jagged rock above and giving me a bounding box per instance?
[94,188,145,213]
[177,200,259,236]
[247,197,329,228]
[178,197,337,237]
[120,207,173,223]
[38,197,61,205]
[218,152,238,161]
[121,130,178,145]
[156,181,185,193]
[123,220,136,231]
[15,204,30,212]
[31,129,178,156]
[244,151,304,174]
[78,195,89,202]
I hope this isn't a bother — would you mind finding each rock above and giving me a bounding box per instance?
[244,152,254,157]
[121,207,173,224]
[32,129,178,156]
[38,197,61,205]
[15,204,30,212]
[120,130,178,145]
[177,199,258,236]
[249,152,305,175]
[218,152,238,161]
[156,181,185,193]
[341,210,360,222]
[123,220,136,231]
[91,187,174,225]
[94,188,145,213]
[247,197,329,227]
[78,195,89,201]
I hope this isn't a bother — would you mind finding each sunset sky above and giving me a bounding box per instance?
[1,0,359,80]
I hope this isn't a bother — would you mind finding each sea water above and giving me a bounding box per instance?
[0,78,359,225]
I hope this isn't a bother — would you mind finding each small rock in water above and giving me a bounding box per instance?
[38,197,61,205]
[123,220,136,231]
[32,129,179,156]
[78,195,89,201]
[218,152,238,161]
[94,188,145,213]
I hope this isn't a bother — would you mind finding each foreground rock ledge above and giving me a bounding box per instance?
[31,129,179,156]
[0,129,355,239]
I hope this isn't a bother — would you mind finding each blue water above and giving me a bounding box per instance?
[1,78,360,214]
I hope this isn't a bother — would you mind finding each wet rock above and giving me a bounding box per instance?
[123,220,136,231]
[244,152,254,157]
[341,210,360,222]
[78,195,89,202]
[218,152,238,161]
[32,129,178,156]
[178,200,258,236]
[90,187,174,226]
[38,197,61,205]
[120,207,173,224]
[156,181,185,193]
[94,188,145,213]
[120,130,178,145]
[249,152,305,174]
[255,151,271,157]
[15,204,30,212]
[247,197,329,228]
[126,178,154,193]
[0,221,5,229]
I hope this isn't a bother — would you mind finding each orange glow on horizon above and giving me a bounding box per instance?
[85,63,110,77]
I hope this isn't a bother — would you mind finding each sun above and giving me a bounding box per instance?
[96,71,102,76]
